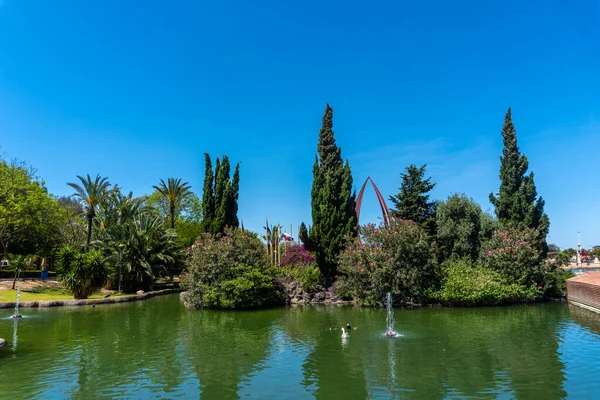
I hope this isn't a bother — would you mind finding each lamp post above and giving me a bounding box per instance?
[118,243,125,293]
[577,232,581,267]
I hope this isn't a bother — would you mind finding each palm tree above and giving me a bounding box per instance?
[119,213,183,292]
[67,174,111,249]
[153,178,192,229]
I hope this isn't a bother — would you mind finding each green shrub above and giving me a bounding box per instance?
[337,220,438,307]
[278,263,321,292]
[182,227,282,309]
[428,258,540,306]
[56,246,108,299]
[542,265,573,298]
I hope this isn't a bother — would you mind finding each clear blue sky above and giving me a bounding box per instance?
[1,0,598,249]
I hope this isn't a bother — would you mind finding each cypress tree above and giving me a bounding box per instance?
[226,162,241,228]
[200,154,241,235]
[489,108,549,253]
[389,164,437,236]
[302,104,357,280]
[200,153,214,233]
[212,155,230,234]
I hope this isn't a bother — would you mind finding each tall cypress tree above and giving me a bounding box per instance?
[226,162,240,228]
[201,153,215,233]
[489,108,549,253]
[302,104,357,280]
[200,154,241,235]
[212,155,230,234]
[389,164,437,236]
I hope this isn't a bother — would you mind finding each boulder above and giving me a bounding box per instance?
[0,338,5,347]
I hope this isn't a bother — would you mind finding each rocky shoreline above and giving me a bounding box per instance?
[282,281,349,305]
[180,281,350,308]
[0,288,181,309]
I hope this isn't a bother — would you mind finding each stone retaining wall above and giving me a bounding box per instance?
[0,288,181,309]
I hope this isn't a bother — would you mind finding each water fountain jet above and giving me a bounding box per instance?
[11,288,22,318]
[385,292,398,337]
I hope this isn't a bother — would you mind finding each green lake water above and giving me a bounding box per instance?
[1,295,600,399]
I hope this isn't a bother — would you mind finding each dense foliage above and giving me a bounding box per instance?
[301,104,357,280]
[277,245,320,292]
[56,246,108,299]
[480,227,545,287]
[436,193,496,262]
[389,164,437,236]
[337,220,437,307]
[182,228,282,309]
[0,159,64,259]
[489,108,549,256]
[95,191,184,292]
[429,258,539,306]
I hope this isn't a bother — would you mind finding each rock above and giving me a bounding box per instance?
[136,290,144,295]
[0,338,5,347]
[313,292,326,302]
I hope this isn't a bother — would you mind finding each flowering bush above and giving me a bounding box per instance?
[182,228,283,309]
[337,220,437,307]
[280,245,315,267]
[580,250,591,265]
[480,227,545,286]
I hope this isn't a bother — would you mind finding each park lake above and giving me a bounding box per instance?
[1,295,600,399]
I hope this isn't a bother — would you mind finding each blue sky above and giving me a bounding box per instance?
[0,0,598,249]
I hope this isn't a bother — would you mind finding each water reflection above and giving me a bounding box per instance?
[568,304,600,337]
[12,317,18,351]
[0,298,596,399]
[183,308,276,399]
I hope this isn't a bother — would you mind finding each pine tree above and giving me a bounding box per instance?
[389,164,437,236]
[489,108,549,253]
[302,104,357,280]
[200,153,214,233]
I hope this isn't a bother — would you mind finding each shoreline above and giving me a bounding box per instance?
[0,288,181,309]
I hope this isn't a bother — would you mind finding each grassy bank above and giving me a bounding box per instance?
[0,287,135,302]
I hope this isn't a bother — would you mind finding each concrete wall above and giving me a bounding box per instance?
[567,280,600,312]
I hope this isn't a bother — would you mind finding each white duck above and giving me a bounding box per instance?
[341,327,350,339]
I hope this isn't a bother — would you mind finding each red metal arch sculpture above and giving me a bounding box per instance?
[355,176,391,227]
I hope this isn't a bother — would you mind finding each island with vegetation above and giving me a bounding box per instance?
[1,106,573,308]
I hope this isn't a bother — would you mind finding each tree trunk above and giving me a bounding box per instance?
[86,216,93,250]
[0,236,8,260]
[12,268,20,290]
[170,204,176,230]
